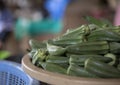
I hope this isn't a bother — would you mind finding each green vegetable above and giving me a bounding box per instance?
[29,39,47,49]
[87,29,120,42]
[69,54,112,66]
[117,64,120,71]
[85,58,120,78]
[109,42,120,54]
[104,53,117,65]
[28,16,120,78]
[67,63,97,78]
[57,25,88,40]
[28,49,37,58]
[84,16,113,27]
[67,41,109,54]
[41,62,67,74]
[48,38,84,47]
[32,49,47,64]
[45,55,69,68]
[46,55,69,64]
[47,43,66,55]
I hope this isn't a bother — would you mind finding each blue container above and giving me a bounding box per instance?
[0,60,40,85]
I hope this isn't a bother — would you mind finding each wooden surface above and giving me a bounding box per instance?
[22,55,120,85]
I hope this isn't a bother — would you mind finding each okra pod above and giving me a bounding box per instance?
[41,62,67,74]
[66,41,109,54]
[29,39,47,49]
[47,43,66,55]
[69,54,112,66]
[85,58,120,78]
[67,63,97,78]
[109,42,120,54]
[87,29,120,42]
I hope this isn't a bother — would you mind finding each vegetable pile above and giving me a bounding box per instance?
[28,16,120,78]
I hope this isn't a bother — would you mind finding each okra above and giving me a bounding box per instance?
[87,29,120,42]
[66,41,109,54]
[46,55,69,64]
[47,43,66,55]
[58,25,87,40]
[104,53,117,65]
[84,16,113,27]
[69,54,112,66]
[67,63,97,78]
[109,42,120,54]
[45,55,69,68]
[29,39,47,49]
[32,49,47,64]
[48,38,84,47]
[41,62,67,74]
[117,64,120,71]
[28,49,37,58]
[85,58,120,78]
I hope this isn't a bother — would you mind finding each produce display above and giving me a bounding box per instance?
[28,16,120,78]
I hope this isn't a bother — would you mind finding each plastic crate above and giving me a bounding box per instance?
[0,60,40,85]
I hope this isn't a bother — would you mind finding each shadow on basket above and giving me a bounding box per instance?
[0,60,40,85]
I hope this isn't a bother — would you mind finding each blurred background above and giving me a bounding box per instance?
[0,0,120,62]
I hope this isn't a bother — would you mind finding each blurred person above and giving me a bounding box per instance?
[0,41,1,49]
[114,0,120,26]
[0,0,16,61]
[14,0,70,53]
[15,0,69,40]
[0,0,14,49]
[90,0,113,19]
[101,0,120,25]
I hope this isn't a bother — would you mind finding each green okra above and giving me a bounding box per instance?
[46,55,69,64]
[47,43,66,55]
[69,54,112,66]
[28,49,37,58]
[48,38,84,47]
[46,55,69,68]
[85,58,120,78]
[87,29,120,42]
[66,41,109,54]
[117,64,120,71]
[104,53,117,66]
[41,62,67,74]
[109,42,120,54]
[59,25,87,39]
[84,16,113,27]
[67,63,97,78]
[29,39,47,49]
[32,49,47,64]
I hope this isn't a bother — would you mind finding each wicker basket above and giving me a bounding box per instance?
[22,54,120,85]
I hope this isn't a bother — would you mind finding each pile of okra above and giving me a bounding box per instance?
[28,16,120,78]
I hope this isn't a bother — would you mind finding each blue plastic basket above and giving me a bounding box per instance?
[0,60,40,85]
